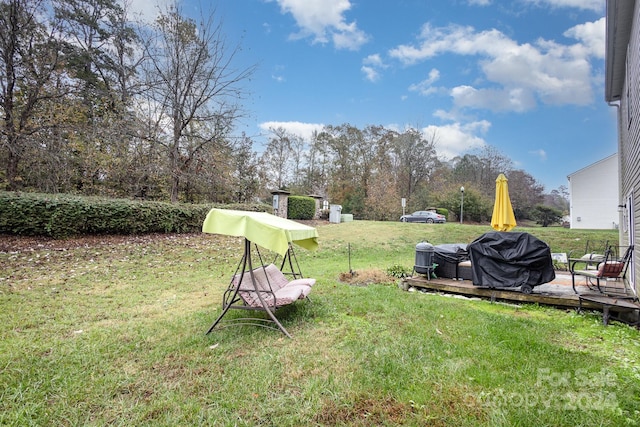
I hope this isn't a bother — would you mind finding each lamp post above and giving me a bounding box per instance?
[460,186,464,224]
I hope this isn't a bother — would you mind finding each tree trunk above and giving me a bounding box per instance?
[6,146,21,191]
[169,143,180,203]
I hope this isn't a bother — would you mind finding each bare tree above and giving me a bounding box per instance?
[507,169,544,219]
[288,133,306,191]
[392,127,438,201]
[545,185,570,214]
[304,130,330,197]
[261,126,292,190]
[451,145,514,196]
[0,0,65,190]
[320,124,360,210]
[366,170,401,221]
[140,2,254,202]
[232,133,260,203]
[355,125,386,198]
[477,145,513,193]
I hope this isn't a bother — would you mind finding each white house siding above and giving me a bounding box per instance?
[606,0,638,296]
[567,154,619,230]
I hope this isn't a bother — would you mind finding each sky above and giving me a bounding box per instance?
[130,0,616,192]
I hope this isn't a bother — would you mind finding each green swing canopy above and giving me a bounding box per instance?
[201,209,319,256]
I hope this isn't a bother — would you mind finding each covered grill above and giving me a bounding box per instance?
[468,231,555,293]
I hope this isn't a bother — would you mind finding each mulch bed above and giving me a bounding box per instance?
[0,233,190,253]
[0,220,330,253]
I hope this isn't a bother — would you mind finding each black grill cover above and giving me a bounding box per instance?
[434,243,470,279]
[468,232,555,288]
[434,243,469,263]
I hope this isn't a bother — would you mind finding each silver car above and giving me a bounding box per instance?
[400,210,446,223]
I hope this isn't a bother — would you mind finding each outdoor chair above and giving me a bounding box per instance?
[206,238,317,338]
[567,239,610,270]
[230,263,315,309]
[202,209,319,338]
[571,245,635,297]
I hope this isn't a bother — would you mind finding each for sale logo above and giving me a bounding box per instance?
[473,368,618,411]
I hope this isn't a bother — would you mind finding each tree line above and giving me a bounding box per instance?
[1,0,254,203]
[263,124,568,222]
[0,0,568,222]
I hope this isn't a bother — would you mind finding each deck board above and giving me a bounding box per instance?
[403,275,599,309]
[402,272,639,327]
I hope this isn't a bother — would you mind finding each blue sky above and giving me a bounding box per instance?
[132,0,615,192]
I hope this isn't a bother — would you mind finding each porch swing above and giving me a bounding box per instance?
[202,209,319,338]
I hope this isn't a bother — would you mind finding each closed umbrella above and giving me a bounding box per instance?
[491,173,517,231]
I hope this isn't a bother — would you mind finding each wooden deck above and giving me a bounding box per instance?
[402,273,637,311]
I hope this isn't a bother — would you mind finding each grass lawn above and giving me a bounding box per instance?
[1,222,638,426]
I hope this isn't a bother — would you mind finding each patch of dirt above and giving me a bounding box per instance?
[313,387,486,426]
[0,233,203,253]
[0,219,327,253]
[339,269,395,286]
[297,219,330,227]
[314,395,415,426]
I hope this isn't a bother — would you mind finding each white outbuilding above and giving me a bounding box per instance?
[567,153,619,230]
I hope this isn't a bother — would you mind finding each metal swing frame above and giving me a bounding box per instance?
[206,239,307,338]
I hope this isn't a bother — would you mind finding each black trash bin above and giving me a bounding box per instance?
[414,242,435,276]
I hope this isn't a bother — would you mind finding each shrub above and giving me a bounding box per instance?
[532,205,563,227]
[386,264,412,279]
[287,196,316,220]
[436,208,449,218]
[0,191,270,238]
[437,188,492,222]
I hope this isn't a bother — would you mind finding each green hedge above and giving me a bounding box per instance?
[436,208,449,218]
[0,191,269,238]
[287,196,316,220]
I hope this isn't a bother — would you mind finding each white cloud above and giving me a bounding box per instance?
[271,65,286,83]
[409,68,441,96]
[450,85,537,112]
[422,120,490,160]
[468,0,492,5]
[433,109,458,121]
[363,53,385,67]
[129,0,169,23]
[521,0,604,13]
[332,21,369,50]
[389,24,513,65]
[529,149,547,161]
[259,121,325,141]
[389,22,599,111]
[272,0,369,50]
[361,54,388,82]
[563,17,606,59]
[361,66,380,82]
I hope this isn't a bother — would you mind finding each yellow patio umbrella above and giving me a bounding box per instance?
[491,173,517,231]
